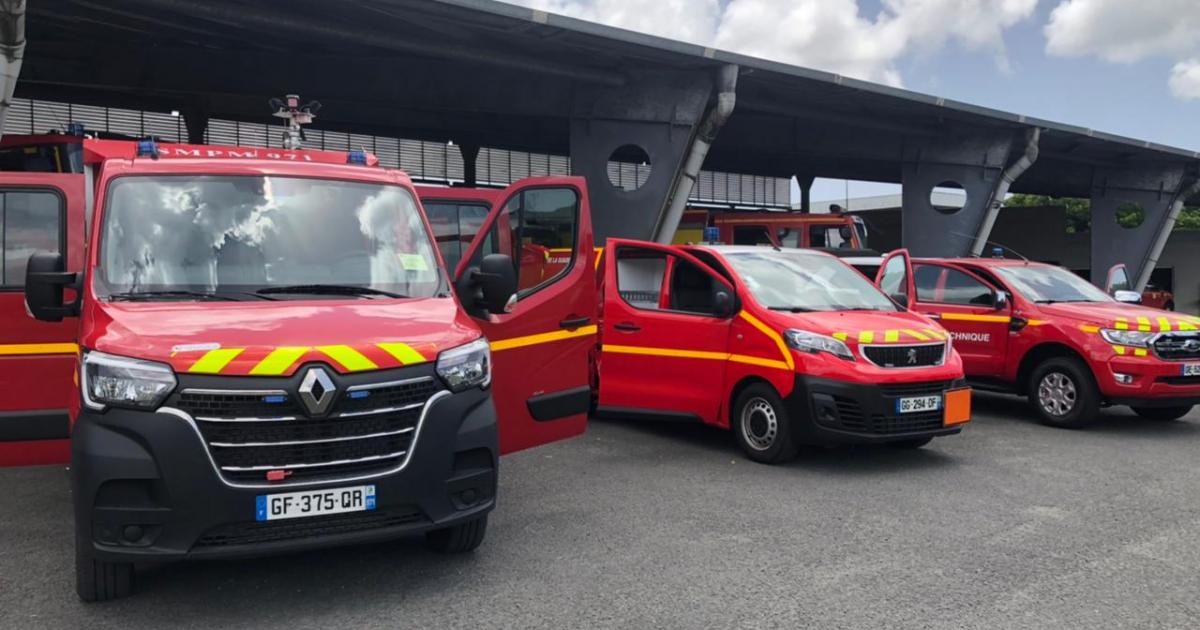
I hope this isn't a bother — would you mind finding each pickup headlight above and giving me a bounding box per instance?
[82,350,177,410]
[1100,329,1156,348]
[436,337,491,392]
[785,329,854,361]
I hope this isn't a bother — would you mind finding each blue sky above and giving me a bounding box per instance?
[508,0,1200,203]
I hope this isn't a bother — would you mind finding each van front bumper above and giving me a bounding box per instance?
[71,382,497,563]
[784,375,968,445]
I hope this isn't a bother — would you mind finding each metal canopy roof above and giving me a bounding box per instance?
[22,0,1200,202]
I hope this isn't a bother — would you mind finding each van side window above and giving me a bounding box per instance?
[918,264,994,306]
[914,264,943,302]
[733,225,772,246]
[615,249,720,316]
[501,188,579,297]
[669,260,719,315]
[1,190,63,287]
[615,250,666,309]
[777,227,801,248]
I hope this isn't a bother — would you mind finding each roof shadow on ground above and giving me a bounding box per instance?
[970,391,1200,439]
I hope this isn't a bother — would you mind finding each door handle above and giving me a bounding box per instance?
[928,313,942,320]
[613,322,641,332]
[559,316,591,330]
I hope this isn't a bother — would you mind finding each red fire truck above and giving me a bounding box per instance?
[1,134,598,601]
[871,253,1200,427]
[590,242,971,463]
[673,207,869,249]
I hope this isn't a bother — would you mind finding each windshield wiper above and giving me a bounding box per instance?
[256,284,408,299]
[768,306,815,313]
[107,290,242,302]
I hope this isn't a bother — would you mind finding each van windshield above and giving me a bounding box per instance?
[96,175,441,300]
[721,250,898,312]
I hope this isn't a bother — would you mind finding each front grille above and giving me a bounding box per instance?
[862,343,945,368]
[866,411,944,434]
[879,380,951,398]
[193,507,425,548]
[833,396,867,431]
[1153,333,1200,360]
[178,376,442,486]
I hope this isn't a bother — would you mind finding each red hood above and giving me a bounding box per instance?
[1034,302,1200,331]
[759,308,946,345]
[80,297,480,376]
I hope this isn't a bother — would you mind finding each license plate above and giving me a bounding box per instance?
[1183,364,1200,377]
[256,484,376,522]
[896,395,942,414]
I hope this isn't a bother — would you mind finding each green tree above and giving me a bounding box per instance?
[1004,194,1200,233]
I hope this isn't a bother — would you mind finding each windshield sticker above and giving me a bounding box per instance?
[398,254,429,271]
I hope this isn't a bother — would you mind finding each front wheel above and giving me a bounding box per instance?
[1132,405,1192,421]
[75,544,133,602]
[732,384,797,464]
[425,516,488,554]
[1029,357,1101,429]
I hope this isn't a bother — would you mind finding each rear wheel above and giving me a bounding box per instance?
[425,516,488,554]
[887,436,933,449]
[732,384,797,464]
[1132,405,1192,421]
[75,543,133,603]
[1029,357,1101,429]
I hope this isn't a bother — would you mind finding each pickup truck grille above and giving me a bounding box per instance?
[1153,333,1200,360]
[176,376,443,486]
[862,343,945,368]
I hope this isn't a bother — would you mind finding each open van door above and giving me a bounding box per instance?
[1106,263,1142,304]
[0,172,86,466]
[875,248,915,310]
[454,176,597,454]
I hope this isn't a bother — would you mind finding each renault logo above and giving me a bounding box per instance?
[907,348,918,365]
[298,367,337,416]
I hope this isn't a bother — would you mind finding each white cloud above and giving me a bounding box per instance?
[1045,0,1200,99]
[1169,59,1200,101]
[505,0,1037,87]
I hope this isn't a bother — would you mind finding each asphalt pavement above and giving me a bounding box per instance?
[2,393,1199,629]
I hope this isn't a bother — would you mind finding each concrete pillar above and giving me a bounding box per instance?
[569,69,713,242]
[1088,164,1190,289]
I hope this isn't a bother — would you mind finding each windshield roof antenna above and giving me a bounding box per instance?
[270,94,322,150]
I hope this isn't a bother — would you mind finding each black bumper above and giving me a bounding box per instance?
[784,375,965,445]
[71,386,497,563]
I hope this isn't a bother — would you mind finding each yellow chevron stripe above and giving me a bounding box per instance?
[738,311,795,371]
[1136,316,1152,332]
[0,342,79,355]
[1179,321,1198,331]
[902,329,930,341]
[490,324,598,352]
[1112,345,1126,355]
[884,330,899,342]
[377,342,429,365]
[858,330,876,344]
[189,348,244,374]
[1080,324,1101,333]
[1115,317,1129,330]
[249,347,309,376]
[317,345,378,372]
[1134,348,1148,357]
[1157,317,1172,332]
[833,332,849,342]
[923,328,946,340]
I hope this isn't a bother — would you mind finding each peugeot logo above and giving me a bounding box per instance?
[298,367,337,416]
[907,348,919,365]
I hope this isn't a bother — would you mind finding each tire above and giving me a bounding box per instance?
[1028,357,1101,429]
[425,516,488,554]
[75,544,133,603]
[1132,405,1192,421]
[888,436,933,449]
[732,383,797,464]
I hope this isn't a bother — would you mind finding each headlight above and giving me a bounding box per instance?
[785,329,854,361]
[1100,329,1156,348]
[436,338,491,392]
[82,350,177,410]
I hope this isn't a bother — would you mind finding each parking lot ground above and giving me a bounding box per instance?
[2,393,1200,629]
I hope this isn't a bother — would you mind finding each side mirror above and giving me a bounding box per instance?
[713,288,737,318]
[890,293,909,310]
[1113,289,1142,305]
[24,252,79,322]
[473,253,518,314]
[994,291,1009,310]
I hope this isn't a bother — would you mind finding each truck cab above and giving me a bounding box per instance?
[594,242,970,463]
[873,254,1200,427]
[4,137,598,601]
[672,208,868,250]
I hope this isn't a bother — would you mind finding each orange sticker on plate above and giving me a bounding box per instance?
[943,388,972,426]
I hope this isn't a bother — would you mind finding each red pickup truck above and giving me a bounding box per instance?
[871,252,1200,427]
